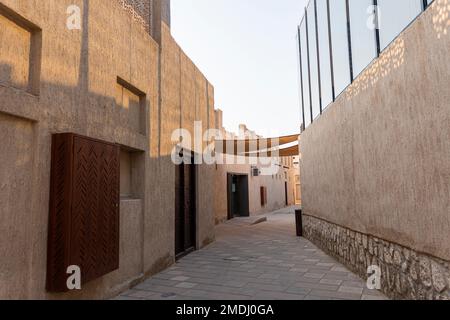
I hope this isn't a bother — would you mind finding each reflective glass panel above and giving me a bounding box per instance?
[329,0,351,96]
[378,0,422,50]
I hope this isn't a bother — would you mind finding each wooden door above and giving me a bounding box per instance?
[175,163,184,256]
[183,163,195,251]
[175,160,196,258]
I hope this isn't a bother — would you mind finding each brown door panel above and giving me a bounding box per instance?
[47,133,120,292]
[175,160,196,259]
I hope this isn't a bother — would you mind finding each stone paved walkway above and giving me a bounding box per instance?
[117,207,387,300]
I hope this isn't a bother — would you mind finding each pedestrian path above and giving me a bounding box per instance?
[116,207,387,300]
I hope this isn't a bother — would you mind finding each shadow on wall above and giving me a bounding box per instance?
[0,63,12,87]
[0,0,215,299]
[117,0,151,32]
[345,38,405,102]
[345,0,449,102]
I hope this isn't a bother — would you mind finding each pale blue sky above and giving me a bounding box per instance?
[172,0,307,137]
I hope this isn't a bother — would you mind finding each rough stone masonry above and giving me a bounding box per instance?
[303,215,450,300]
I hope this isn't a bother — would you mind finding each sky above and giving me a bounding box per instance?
[171,0,308,137]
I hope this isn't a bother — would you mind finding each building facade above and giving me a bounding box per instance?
[0,0,218,299]
[213,112,299,225]
[297,0,449,299]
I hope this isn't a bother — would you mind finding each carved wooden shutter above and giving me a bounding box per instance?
[46,133,120,292]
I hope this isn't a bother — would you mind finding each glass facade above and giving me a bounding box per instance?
[296,31,304,129]
[329,0,351,97]
[297,0,433,131]
[348,0,378,77]
[378,0,423,50]
[316,0,333,109]
[299,19,312,127]
[307,2,321,120]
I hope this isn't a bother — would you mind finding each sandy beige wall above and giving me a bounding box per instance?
[0,0,216,299]
[214,161,295,224]
[300,1,450,261]
[158,23,216,252]
[0,0,158,299]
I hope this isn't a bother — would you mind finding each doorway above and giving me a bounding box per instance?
[175,159,196,259]
[227,173,250,219]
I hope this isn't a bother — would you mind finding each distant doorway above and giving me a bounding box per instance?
[227,173,250,219]
[175,158,196,260]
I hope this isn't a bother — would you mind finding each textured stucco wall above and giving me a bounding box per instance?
[213,116,297,224]
[0,13,31,90]
[214,162,296,225]
[156,22,217,254]
[119,0,171,39]
[0,0,215,299]
[0,0,158,299]
[300,1,450,262]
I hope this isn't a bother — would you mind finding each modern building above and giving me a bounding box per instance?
[0,0,220,299]
[296,0,449,299]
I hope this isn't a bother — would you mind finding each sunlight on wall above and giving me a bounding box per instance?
[0,14,31,91]
[346,38,405,101]
[432,0,450,39]
[118,0,150,32]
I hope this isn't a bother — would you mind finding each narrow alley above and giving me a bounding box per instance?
[117,207,387,300]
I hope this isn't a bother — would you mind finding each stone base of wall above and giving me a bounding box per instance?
[303,215,450,300]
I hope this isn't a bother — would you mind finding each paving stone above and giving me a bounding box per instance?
[285,286,312,296]
[137,285,189,295]
[174,282,198,289]
[304,295,343,300]
[116,208,387,301]
[320,279,343,286]
[338,286,364,295]
[304,273,325,279]
[252,291,306,300]
[292,281,339,291]
[317,263,335,268]
[258,274,281,280]
[331,266,349,273]
[362,294,388,300]
[289,267,309,273]
[123,290,158,299]
[341,280,366,288]
[113,295,140,300]
[183,289,210,298]
[308,289,362,300]
[247,282,287,292]
[166,270,184,276]
[170,276,191,282]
